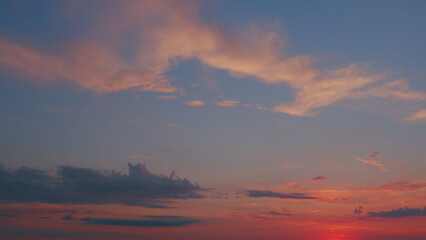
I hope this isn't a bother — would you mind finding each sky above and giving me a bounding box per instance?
[0,0,426,239]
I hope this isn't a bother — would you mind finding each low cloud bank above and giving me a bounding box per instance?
[0,163,201,205]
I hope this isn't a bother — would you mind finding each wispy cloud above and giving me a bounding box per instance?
[404,109,426,122]
[186,100,206,107]
[354,151,388,172]
[373,181,426,192]
[368,206,426,218]
[156,95,179,100]
[216,100,266,109]
[0,1,424,117]
[216,100,240,107]
[127,155,156,159]
[167,122,183,130]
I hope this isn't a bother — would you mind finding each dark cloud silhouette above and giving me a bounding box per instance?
[245,190,319,199]
[63,215,200,227]
[0,213,19,217]
[0,163,201,205]
[354,206,363,216]
[267,211,294,216]
[61,215,75,220]
[368,206,426,218]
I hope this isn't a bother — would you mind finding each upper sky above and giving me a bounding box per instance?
[0,1,425,240]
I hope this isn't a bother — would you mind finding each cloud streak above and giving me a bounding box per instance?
[404,109,426,122]
[245,190,319,200]
[78,215,200,227]
[373,181,426,192]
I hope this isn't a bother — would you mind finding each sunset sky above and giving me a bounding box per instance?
[1,1,426,239]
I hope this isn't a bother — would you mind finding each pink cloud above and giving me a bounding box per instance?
[404,109,426,122]
[354,152,388,172]
[156,95,178,100]
[167,122,183,130]
[374,181,426,192]
[216,100,266,109]
[216,100,240,107]
[186,100,206,107]
[307,176,327,182]
[0,1,425,116]
[127,155,156,160]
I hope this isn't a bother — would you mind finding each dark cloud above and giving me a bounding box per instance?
[267,211,294,216]
[63,215,200,227]
[0,213,19,217]
[368,206,426,218]
[354,206,363,216]
[0,163,202,205]
[245,190,319,200]
[61,215,75,220]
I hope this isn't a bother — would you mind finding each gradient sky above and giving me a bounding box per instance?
[1,1,426,240]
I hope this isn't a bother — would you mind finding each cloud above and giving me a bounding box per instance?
[354,151,388,172]
[266,206,295,216]
[368,206,426,218]
[280,182,301,188]
[0,1,424,116]
[0,39,178,95]
[156,95,179,100]
[127,155,156,159]
[353,206,363,216]
[404,109,426,122]
[0,163,201,205]
[71,215,200,227]
[61,215,75,221]
[307,176,327,182]
[373,181,426,192]
[186,100,206,107]
[0,213,19,217]
[216,100,266,109]
[245,190,319,200]
[216,100,240,107]
[167,122,183,130]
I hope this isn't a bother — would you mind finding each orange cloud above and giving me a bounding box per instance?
[0,39,178,94]
[216,100,240,107]
[404,109,426,122]
[1,0,425,117]
[186,100,206,107]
